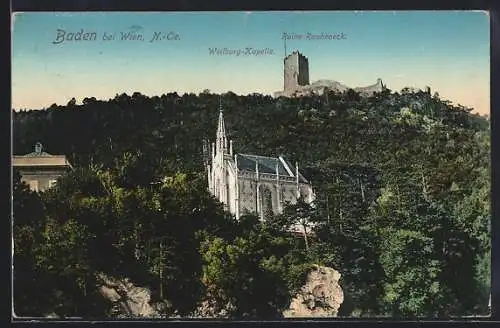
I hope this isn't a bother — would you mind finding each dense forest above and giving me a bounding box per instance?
[12,88,491,319]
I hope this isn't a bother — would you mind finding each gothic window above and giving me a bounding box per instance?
[226,174,230,206]
[260,186,273,220]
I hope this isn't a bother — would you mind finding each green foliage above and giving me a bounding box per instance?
[200,225,312,319]
[13,174,111,318]
[379,229,444,317]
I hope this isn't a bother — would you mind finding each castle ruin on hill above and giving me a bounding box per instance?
[274,50,386,98]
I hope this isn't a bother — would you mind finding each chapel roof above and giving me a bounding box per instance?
[236,153,309,183]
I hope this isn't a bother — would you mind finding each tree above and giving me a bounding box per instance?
[12,89,491,318]
[273,197,319,252]
[13,171,47,316]
[67,97,77,107]
[200,231,302,319]
[379,229,444,318]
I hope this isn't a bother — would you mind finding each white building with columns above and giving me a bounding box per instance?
[205,107,315,222]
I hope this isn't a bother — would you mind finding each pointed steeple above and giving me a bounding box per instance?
[216,96,228,155]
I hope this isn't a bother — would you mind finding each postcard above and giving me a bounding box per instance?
[11,11,491,320]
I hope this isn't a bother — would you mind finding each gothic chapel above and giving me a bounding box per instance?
[205,106,315,222]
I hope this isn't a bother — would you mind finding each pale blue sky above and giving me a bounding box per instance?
[12,11,490,114]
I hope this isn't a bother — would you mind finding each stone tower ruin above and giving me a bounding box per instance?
[284,51,310,94]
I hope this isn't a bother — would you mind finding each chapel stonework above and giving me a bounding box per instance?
[204,107,315,223]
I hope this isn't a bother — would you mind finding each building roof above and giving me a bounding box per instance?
[235,153,308,182]
[12,142,72,168]
[12,155,72,168]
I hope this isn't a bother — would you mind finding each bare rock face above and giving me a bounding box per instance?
[97,266,343,319]
[97,274,160,318]
[282,265,344,318]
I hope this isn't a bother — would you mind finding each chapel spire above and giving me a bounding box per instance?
[216,96,228,155]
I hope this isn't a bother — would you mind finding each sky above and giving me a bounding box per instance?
[12,11,490,115]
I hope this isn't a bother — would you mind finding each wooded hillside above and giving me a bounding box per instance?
[12,88,491,318]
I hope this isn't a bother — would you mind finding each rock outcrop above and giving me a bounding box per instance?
[97,273,161,318]
[97,265,343,319]
[283,265,344,318]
